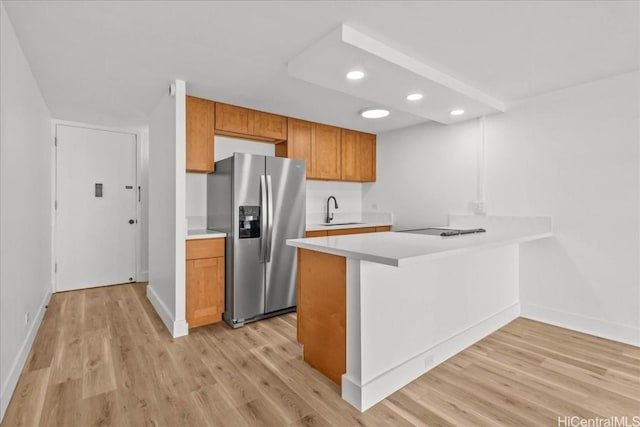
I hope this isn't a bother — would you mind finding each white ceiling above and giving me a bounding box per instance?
[3,1,638,133]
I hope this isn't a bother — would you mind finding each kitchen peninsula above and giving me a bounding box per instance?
[287,220,551,411]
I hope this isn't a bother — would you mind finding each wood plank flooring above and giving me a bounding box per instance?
[3,283,639,426]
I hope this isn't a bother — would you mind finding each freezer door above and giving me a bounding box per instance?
[265,156,306,313]
[231,153,266,323]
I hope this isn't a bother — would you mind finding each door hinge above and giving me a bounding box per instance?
[54,200,58,209]
[54,136,57,146]
[54,263,57,273]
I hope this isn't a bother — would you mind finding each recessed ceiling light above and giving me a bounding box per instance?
[450,109,465,116]
[346,70,365,80]
[406,93,423,101]
[360,109,390,119]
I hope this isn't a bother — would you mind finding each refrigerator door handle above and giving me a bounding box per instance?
[266,175,274,263]
[260,175,268,263]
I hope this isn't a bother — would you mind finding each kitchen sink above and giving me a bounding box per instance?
[319,222,364,226]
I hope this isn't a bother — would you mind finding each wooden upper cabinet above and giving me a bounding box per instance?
[215,102,286,142]
[313,123,341,180]
[277,119,342,181]
[215,103,252,135]
[341,129,376,182]
[282,118,314,177]
[254,110,287,141]
[186,96,215,173]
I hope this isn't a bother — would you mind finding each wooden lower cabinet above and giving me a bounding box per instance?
[298,248,346,384]
[305,225,390,238]
[299,225,390,383]
[186,238,225,328]
[327,226,376,236]
[305,230,328,238]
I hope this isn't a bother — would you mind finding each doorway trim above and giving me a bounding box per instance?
[50,120,145,293]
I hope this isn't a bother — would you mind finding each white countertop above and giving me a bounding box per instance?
[306,222,392,232]
[287,229,552,267]
[186,229,226,240]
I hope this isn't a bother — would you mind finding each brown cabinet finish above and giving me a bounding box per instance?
[282,118,314,177]
[305,226,389,238]
[341,129,376,182]
[298,248,346,384]
[215,102,286,142]
[254,110,287,141]
[326,226,376,236]
[186,97,375,180]
[186,238,225,260]
[305,230,328,238]
[215,102,253,136]
[297,224,390,383]
[278,119,342,180]
[313,123,342,180]
[186,238,225,328]
[186,96,215,173]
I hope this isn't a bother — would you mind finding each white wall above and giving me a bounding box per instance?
[365,71,640,345]
[488,72,639,345]
[0,3,53,420]
[363,120,478,229]
[147,80,187,337]
[306,180,362,223]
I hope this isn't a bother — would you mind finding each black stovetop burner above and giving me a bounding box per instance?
[399,227,486,237]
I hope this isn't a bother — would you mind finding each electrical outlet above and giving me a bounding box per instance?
[24,312,30,325]
[471,201,486,214]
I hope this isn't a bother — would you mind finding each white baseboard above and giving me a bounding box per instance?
[342,303,520,411]
[0,291,51,421]
[521,303,640,347]
[146,285,188,338]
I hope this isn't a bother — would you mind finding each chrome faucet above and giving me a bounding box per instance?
[325,196,339,223]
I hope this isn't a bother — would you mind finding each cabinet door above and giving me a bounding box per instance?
[298,248,346,384]
[314,123,341,180]
[186,257,224,328]
[254,111,287,141]
[186,96,215,173]
[215,103,253,135]
[341,129,376,182]
[358,132,376,182]
[287,118,315,177]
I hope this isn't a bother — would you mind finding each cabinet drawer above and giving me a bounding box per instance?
[306,230,328,238]
[327,227,376,236]
[186,238,225,260]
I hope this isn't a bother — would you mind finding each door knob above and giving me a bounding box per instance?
[128,219,135,224]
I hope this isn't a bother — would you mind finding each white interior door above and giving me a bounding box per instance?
[56,124,137,292]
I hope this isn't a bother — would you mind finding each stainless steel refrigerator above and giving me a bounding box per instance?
[207,153,306,328]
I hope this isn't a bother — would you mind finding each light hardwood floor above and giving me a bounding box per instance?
[3,283,639,426]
